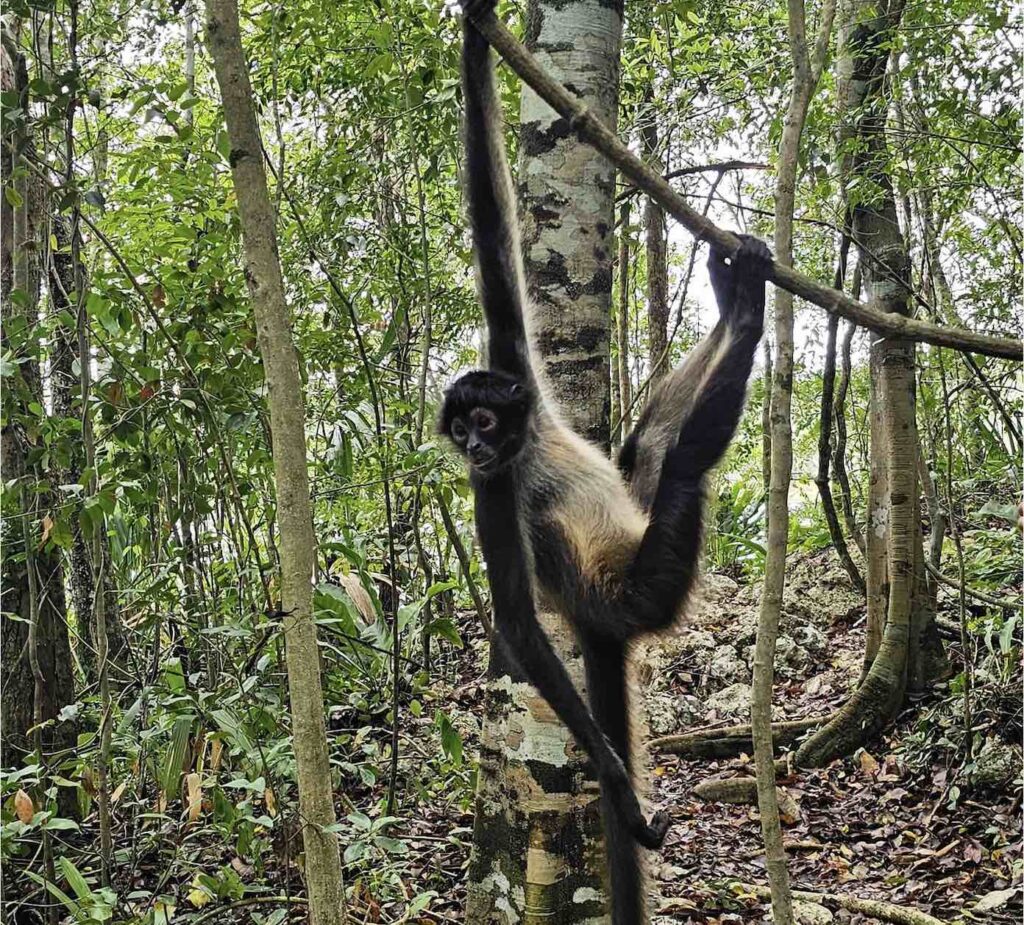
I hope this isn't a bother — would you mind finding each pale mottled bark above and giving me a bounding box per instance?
[467,1,624,921]
[466,634,608,923]
[516,0,621,447]
[203,3,346,923]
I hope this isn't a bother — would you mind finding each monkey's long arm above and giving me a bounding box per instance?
[474,476,666,848]
[462,18,534,383]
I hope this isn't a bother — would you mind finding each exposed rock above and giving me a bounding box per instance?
[705,682,751,719]
[710,645,749,684]
[701,572,740,603]
[644,691,702,736]
[791,900,834,925]
[675,694,703,728]
[743,634,811,678]
[783,553,865,624]
[793,623,828,658]
[776,635,811,672]
[676,628,717,654]
[732,611,759,648]
[971,738,1022,790]
[646,694,683,737]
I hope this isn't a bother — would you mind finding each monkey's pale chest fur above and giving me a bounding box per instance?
[517,415,648,601]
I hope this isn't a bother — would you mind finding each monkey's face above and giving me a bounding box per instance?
[439,371,533,476]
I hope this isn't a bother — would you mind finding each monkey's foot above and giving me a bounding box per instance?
[609,784,671,848]
[733,235,773,281]
[461,0,497,19]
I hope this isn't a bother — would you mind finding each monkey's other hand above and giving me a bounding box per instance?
[708,234,772,332]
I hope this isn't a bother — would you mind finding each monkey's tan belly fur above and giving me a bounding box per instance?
[533,416,648,592]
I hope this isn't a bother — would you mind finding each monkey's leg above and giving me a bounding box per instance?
[581,634,664,922]
[616,327,764,637]
[476,481,667,848]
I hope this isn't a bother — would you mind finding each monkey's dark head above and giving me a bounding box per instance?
[439,370,535,476]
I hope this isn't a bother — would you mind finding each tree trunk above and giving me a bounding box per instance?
[832,317,863,553]
[49,214,129,684]
[616,198,632,442]
[466,1,623,920]
[761,339,772,497]
[796,0,941,767]
[204,3,347,923]
[1,36,37,768]
[754,1,834,920]
[814,235,864,593]
[640,102,668,385]
[0,35,75,778]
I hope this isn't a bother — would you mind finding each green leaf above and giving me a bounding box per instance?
[57,855,93,901]
[40,816,81,832]
[374,835,408,855]
[435,711,463,765]
[24,869,81,916]
[976,500,1018,523]
[363,53,393,78]
[347,810,372,830]
[999,616,1018,654]
[407,892,438,915]
[224,775,266,792]
[161,717,192,793]
[343,840,368,864]
[425,617,463,649]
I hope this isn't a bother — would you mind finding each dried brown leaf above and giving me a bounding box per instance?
[14,789,34,824]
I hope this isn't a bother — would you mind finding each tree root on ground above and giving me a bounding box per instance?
[651,714,830,758]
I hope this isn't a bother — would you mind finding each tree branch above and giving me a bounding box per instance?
[467,10,1022,361]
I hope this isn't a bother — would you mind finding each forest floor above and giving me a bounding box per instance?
[27,555,1020,925]
[418,551,1023,925]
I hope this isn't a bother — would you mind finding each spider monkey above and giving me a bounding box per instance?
[441,4,771,921]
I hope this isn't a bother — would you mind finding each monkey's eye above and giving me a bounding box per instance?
[475,410,498,432]
[451,420,468,442]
